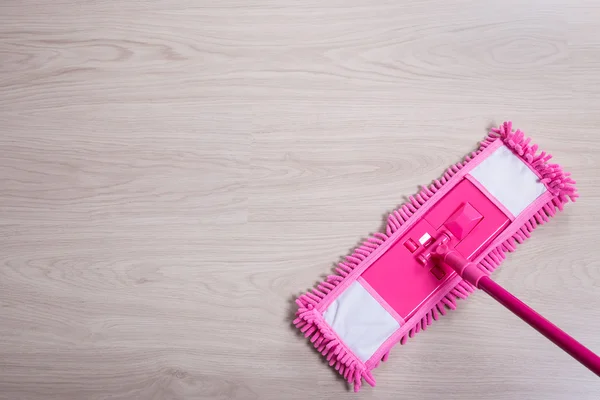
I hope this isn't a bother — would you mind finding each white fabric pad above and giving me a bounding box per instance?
[323,281,399,362]
[470,145,547,216]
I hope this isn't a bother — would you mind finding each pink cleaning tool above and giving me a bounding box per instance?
[293,122,599,391]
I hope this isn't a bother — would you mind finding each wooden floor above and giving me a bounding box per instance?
[1,1,599,399]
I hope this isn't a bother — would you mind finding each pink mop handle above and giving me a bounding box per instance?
[478,276,600,376]
[440,249,600,376]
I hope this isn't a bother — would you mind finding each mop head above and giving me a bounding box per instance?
[293,122,577,391]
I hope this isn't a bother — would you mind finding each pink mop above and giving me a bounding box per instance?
[293,122,600,391]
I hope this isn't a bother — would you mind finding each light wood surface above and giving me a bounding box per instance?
[1,1,599,399]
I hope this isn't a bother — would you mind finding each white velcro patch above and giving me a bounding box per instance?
[470,145,547,216]
[323,281,399,362]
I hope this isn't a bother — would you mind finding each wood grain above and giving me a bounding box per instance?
[1,1,599,399]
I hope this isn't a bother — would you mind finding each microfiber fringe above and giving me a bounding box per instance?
[294,121,577,392]
[293,303,376,392]
[293,231,386,391]
[492,121,578,202]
